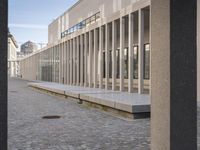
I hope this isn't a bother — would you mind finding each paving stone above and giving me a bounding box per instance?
[8,78,200,150]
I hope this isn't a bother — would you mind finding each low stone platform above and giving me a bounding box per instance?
[28,81,150,119]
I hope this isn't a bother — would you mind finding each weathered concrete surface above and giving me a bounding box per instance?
[28,82,150,114]
[7,78,200,149]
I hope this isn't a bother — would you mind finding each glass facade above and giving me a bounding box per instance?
[20,44,150,89]
[20,7,150,93]
[61,12,101,38]
[22,46,61,83]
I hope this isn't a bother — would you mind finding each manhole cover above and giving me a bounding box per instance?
[42,116,61,119]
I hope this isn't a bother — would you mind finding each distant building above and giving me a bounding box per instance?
[20,41,38,55]
[17,51,25,59]
[8,32,19,77]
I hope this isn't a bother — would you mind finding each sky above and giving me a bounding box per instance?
[8,0,78,51]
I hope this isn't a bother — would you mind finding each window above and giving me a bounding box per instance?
[96,12,100,21]
[91,15,96,24]
[61,33,65,38]
[73,25,77,32]
[144,44,150,79]
[109,50,112,78]
[65,30,68,35]
[81,21,86,28]
[124,48,128,79]
[77,23,81,29]
[116,49,120,78]
[86,18,91,26]
[103,51,106,78]
[133,46,138,79]
[61,12,101,38]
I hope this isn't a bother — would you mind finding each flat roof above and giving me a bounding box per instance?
[49,0,83,26]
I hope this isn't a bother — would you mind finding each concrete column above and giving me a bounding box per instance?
[105,24,109,90]
[73,38,76,85]
[77,36,80,86]
[151,0,197,149]
[61,43,64,84]
[99,26,103,89]
[94,29,98,88]
[0,2,7,148]
[138,9,144,94]
[64,42,67,84]
[120,17,125,91]
[65,42,67,84]
[112,21,117,91]
[53,46,56,82]
[84,33,88,87]
[70,40,73,85]
[59,44,62,83]
[61,44,63,83]
[89,31,93,87]
[62,42,65,84]
[128,13,134,93]
[198,0,200,101]
[80,35,84,86]
[67,41,70,85]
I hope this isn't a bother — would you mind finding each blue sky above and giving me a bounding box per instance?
[8,0,78,50]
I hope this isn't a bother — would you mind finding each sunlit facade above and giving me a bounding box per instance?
[8,32,19,77]
[20,0,200,97]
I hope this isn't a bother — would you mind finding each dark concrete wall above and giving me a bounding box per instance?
[0,0,7,149]
[151,0,197,149]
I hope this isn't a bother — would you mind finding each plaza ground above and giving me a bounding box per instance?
[8,78,200,150]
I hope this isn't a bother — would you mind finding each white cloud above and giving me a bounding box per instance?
[9,23,47,29]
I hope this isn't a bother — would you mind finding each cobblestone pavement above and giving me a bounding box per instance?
[8,78,200,150]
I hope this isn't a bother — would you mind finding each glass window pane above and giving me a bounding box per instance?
[91,15,95,24]
[86,18,91,26]
[116,49,120,79]
[96,12,100,21]
[133,46,138,79]
[144,44,150,79]
[124,48,128,79]
[103,52,105,78]
[109,50,112,78]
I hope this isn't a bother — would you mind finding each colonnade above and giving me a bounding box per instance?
[20,7,150,94]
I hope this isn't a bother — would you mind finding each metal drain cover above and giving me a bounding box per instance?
[42,115,61,119]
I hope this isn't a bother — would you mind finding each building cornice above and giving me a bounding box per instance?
[8,33,18,48]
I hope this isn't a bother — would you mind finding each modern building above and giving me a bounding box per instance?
[20,41,38,55]
[18,0,200,148]
[8,32,19,77]
[19,0,200,99]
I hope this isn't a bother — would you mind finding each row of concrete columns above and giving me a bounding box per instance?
[58,8,147,94]
[18,1,198,149]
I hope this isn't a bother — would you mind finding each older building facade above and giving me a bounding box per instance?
[8,32,19,77]
[20,41,38,55]
[20,0,200,98]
